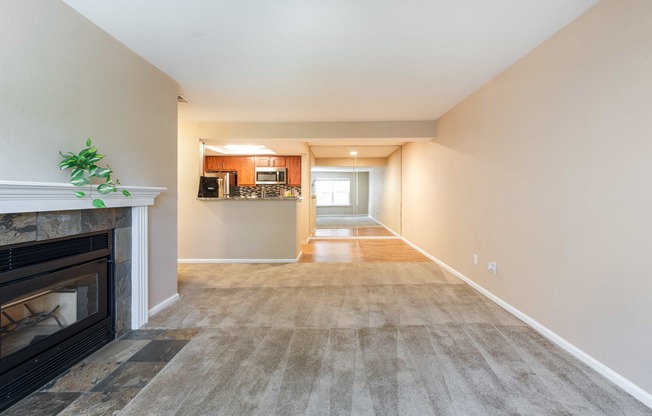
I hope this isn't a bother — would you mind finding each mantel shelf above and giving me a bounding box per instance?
[0,180,166,214]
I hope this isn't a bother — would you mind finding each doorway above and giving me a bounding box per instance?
[310,146,402,239]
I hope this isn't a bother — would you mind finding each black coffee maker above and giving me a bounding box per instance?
[198,176,219,198]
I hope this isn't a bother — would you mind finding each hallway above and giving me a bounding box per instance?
[313,215,396,238]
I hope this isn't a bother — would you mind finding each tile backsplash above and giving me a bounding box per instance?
[232,185,301,198]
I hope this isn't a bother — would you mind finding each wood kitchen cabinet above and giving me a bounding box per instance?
[220,156,238,170]
[255,156,286,167]
[286,156,302,186]
[204,156,219,172]
[205,156,255,185]
[236,156,255,186]
[205,155,298,187]
[205,156,237,171]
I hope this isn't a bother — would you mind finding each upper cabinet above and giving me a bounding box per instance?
[255,156,286,167]
[205,155,300,187]
[286,156,301,186]
[205,156,237,171]
[236,156,255,186]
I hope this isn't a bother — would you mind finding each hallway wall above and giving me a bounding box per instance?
[369,148,402,234]
[402,0,652,399]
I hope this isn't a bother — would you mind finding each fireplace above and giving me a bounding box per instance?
[0,231,115,411]
[0,180,165,411]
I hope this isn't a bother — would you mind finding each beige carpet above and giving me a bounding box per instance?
[118,263,651,416]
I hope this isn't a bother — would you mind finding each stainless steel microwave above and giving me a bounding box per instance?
[255,167,287,185]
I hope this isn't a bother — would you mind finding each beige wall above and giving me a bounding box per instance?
[179,122,309,259]
[369,148,402,233]
[0,1,179,309]
[195,121,436,140]
[402,0,652,395]
[314,157,387,167]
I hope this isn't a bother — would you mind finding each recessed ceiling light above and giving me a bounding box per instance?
[350,151,358,156]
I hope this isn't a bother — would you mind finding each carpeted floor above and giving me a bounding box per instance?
[112,263,652,416]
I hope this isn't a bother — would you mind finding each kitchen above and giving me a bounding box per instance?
[177,121,435,263]
[191,142,306,262]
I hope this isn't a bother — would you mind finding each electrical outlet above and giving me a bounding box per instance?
[473,254,478,264]
[488,262,497,274]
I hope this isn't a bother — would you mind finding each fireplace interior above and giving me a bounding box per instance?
[0,231,115,412]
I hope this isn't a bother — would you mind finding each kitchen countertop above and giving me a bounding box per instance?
[197,196,303,201]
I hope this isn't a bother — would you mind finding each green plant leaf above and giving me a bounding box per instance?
[93,167,112,178]
[71,167,85,179]
[92,198,106,208]
[97,183,116,194]
[70,176,89,186]
[61,139,129,207]
[59,160,74,169]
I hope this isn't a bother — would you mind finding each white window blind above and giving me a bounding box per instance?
[315,178,350,206]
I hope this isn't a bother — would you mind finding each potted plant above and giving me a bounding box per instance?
[59,138,131,208]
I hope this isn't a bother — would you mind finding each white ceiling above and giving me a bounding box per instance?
[63,0,599,123]
[311,145,400,158]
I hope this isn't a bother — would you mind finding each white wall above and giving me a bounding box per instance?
[402,0,652,397]
[0,1,179,309]
[368,148,402,233]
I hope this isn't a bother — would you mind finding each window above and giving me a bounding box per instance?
[315,178,350,206]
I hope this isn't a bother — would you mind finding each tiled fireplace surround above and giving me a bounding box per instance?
[1,208,133,336]
[0,181,165,334]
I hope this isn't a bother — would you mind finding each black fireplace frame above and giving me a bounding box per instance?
[0,230,116,412]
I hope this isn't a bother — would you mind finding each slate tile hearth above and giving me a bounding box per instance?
[2,330,196,416]
[1,392,81,416]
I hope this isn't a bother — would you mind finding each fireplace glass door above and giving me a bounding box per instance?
[0,230,114,412]
[1,271,100,358]
[0,259,108,368]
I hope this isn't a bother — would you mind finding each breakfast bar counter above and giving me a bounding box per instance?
[182,197,302,262]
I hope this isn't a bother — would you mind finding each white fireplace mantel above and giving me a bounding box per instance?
[0,180,166,330]
[0,180,164,214]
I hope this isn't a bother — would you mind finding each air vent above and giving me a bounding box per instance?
[177,94,190,104]
[0,232,110,273]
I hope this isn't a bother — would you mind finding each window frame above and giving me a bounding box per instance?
[314,178,351,207]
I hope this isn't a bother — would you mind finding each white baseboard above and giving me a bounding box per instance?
[368,215,401,237]
[148,293,179,318]
[308,235,399,240]
[178,258,299,264]
[316,214,368,217]
[401,236,652,409]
